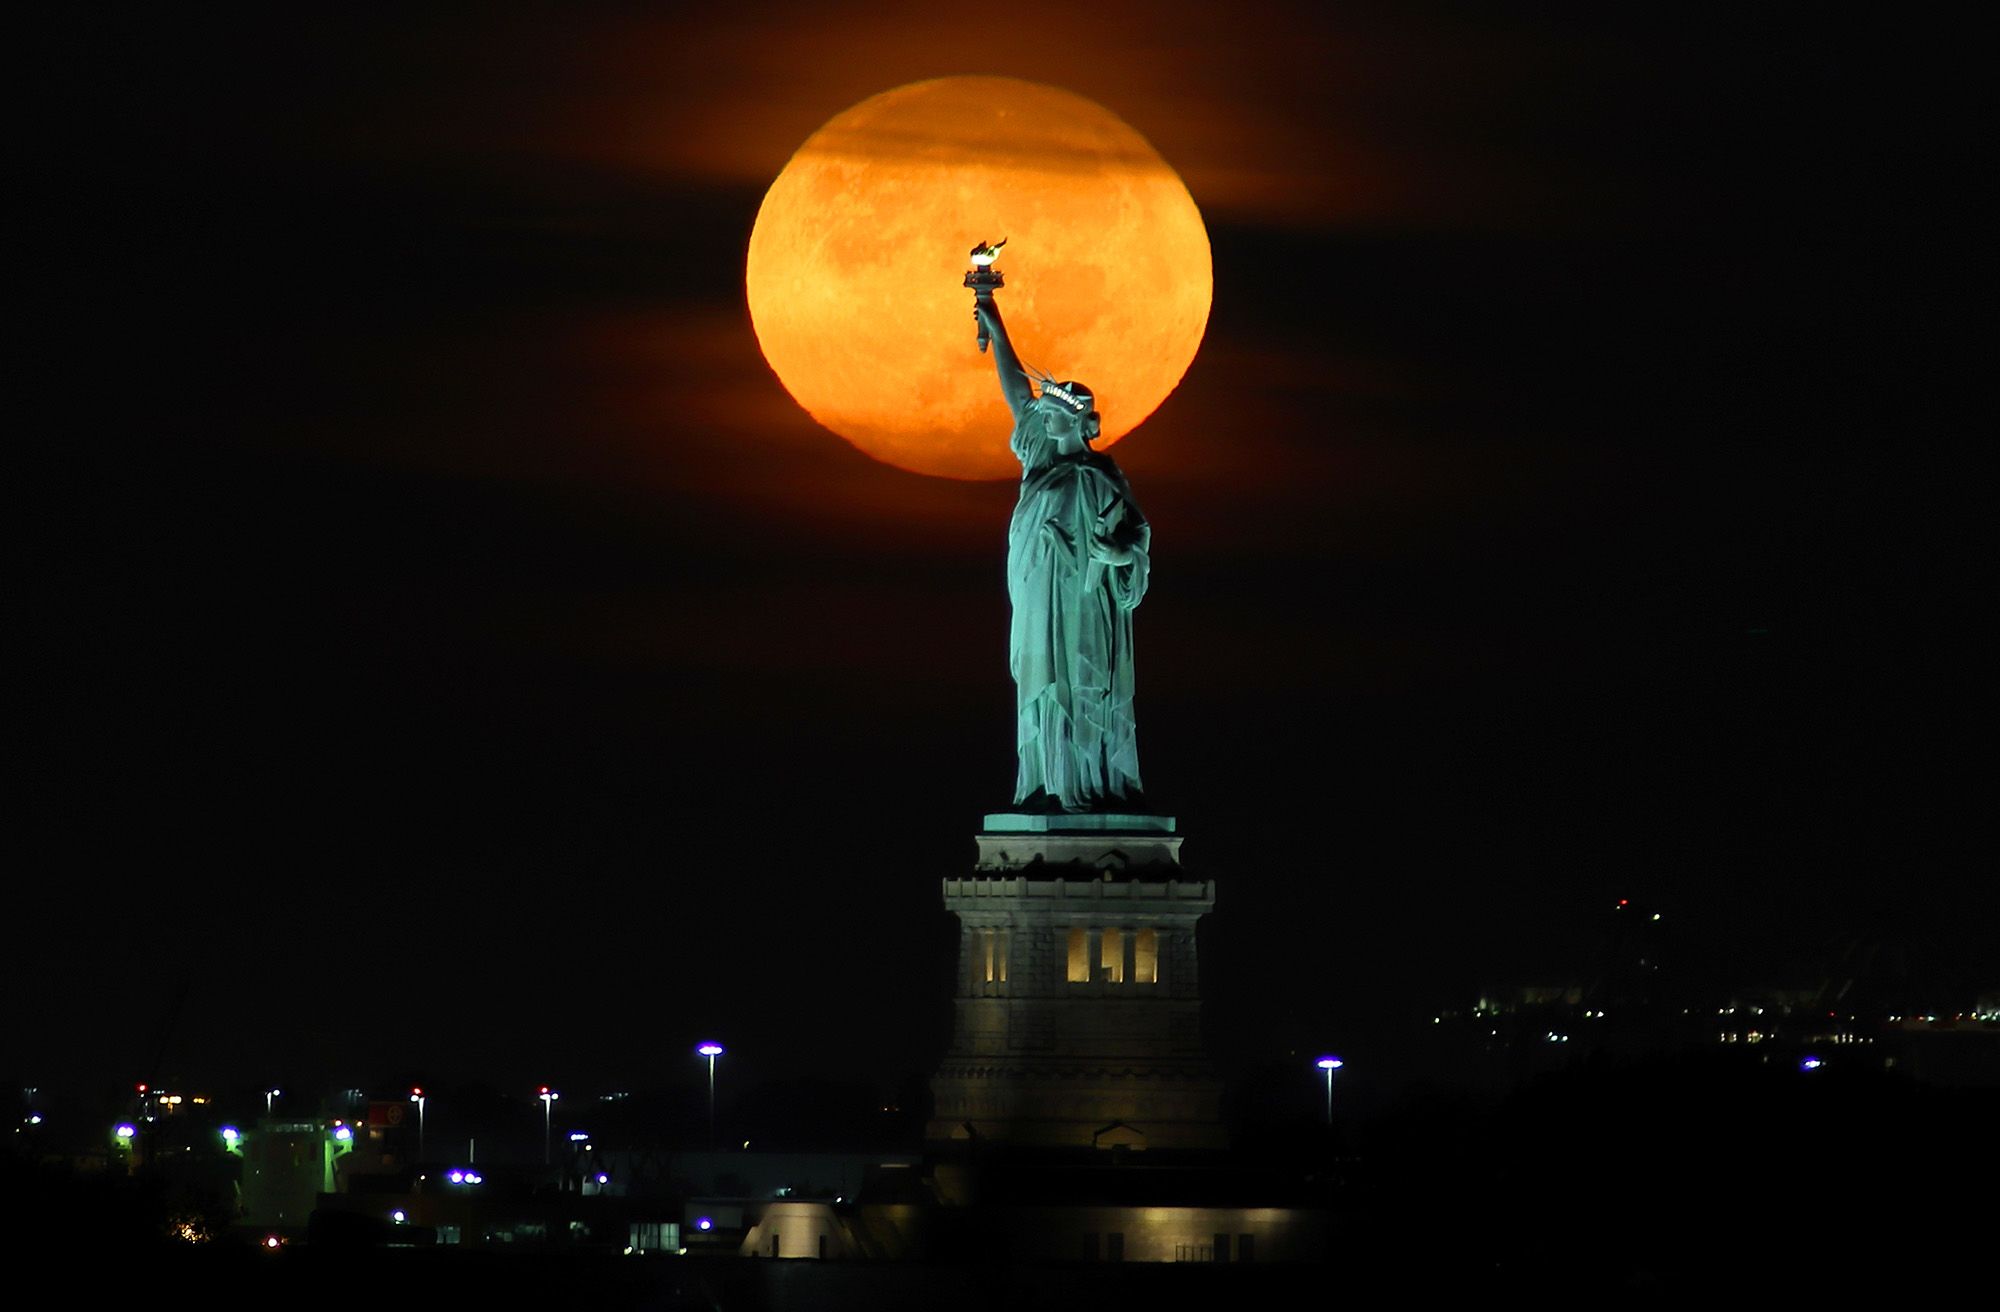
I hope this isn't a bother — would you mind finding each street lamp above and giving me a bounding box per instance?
[264,1087,281,1116]
[696,1043,724,1142]
[538,1087,559,1165]
[1315,1056,1344,1125]
[410,1087,426,1161]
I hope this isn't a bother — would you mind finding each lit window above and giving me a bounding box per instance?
[1067,928,1089,983]
[1100,929,1125,984]
[1134,929,1158,984]
[974,929,1009,984]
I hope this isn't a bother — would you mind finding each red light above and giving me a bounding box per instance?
[412,1087,423,1097]
[1616,900,1628,908]
[136,1083,148,1093]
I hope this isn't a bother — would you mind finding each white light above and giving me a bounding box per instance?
[392,1210,407,1223]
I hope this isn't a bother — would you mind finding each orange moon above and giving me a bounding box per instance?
[746,77,1211,481]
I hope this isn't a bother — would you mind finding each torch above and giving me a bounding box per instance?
[963,238,1006,352]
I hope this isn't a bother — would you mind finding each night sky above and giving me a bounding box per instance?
[20,3,1989,1103]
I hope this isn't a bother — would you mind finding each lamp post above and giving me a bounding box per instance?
[410,1088,426,1162]
[538,1087,559,1165]
[264,1087,281,1116]
[1315,1056,1344,1125]
[696,1043,724,1143]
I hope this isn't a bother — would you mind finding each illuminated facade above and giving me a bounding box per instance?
[928,815,1225,1149]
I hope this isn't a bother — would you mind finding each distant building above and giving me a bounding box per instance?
[239,1118,353,1231]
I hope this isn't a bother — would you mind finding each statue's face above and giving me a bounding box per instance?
[1037,396,1085,443]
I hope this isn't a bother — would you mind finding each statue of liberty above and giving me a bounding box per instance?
[968,249,1150,813]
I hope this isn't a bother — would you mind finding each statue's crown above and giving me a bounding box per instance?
[1028,366,1092,414]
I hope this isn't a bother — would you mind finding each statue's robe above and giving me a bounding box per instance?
[1006,414,1150,810]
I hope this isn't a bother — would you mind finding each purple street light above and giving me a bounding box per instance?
[1316,1056,1344,1125]
[697,1043,724,1142]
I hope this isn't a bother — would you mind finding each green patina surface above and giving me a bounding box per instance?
[974,290,1150,813]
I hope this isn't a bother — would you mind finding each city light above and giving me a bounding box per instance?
[221,1127,239,1144]
[696,1217,714,1231]
[333,1126,353,1142]
[539,1087,560,1165]
[1801,1056,1825,1071]
[697,1043,725,1143]
[392,1210,407,1224]
[1316,1056,1343,1125]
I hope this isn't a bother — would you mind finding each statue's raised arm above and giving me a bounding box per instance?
[973,298,1033,418]
[965,239,1033,418]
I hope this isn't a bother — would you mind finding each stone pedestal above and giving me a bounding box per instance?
[928,815,1225,1151]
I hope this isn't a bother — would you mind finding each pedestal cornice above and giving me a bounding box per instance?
[975,813,1182,870]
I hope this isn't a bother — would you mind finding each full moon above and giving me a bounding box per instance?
[746,77,1211,481]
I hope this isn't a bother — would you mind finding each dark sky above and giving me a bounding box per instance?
[19,3,1990,1101]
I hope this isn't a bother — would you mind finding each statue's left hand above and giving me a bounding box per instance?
[1091,538,1135,567]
